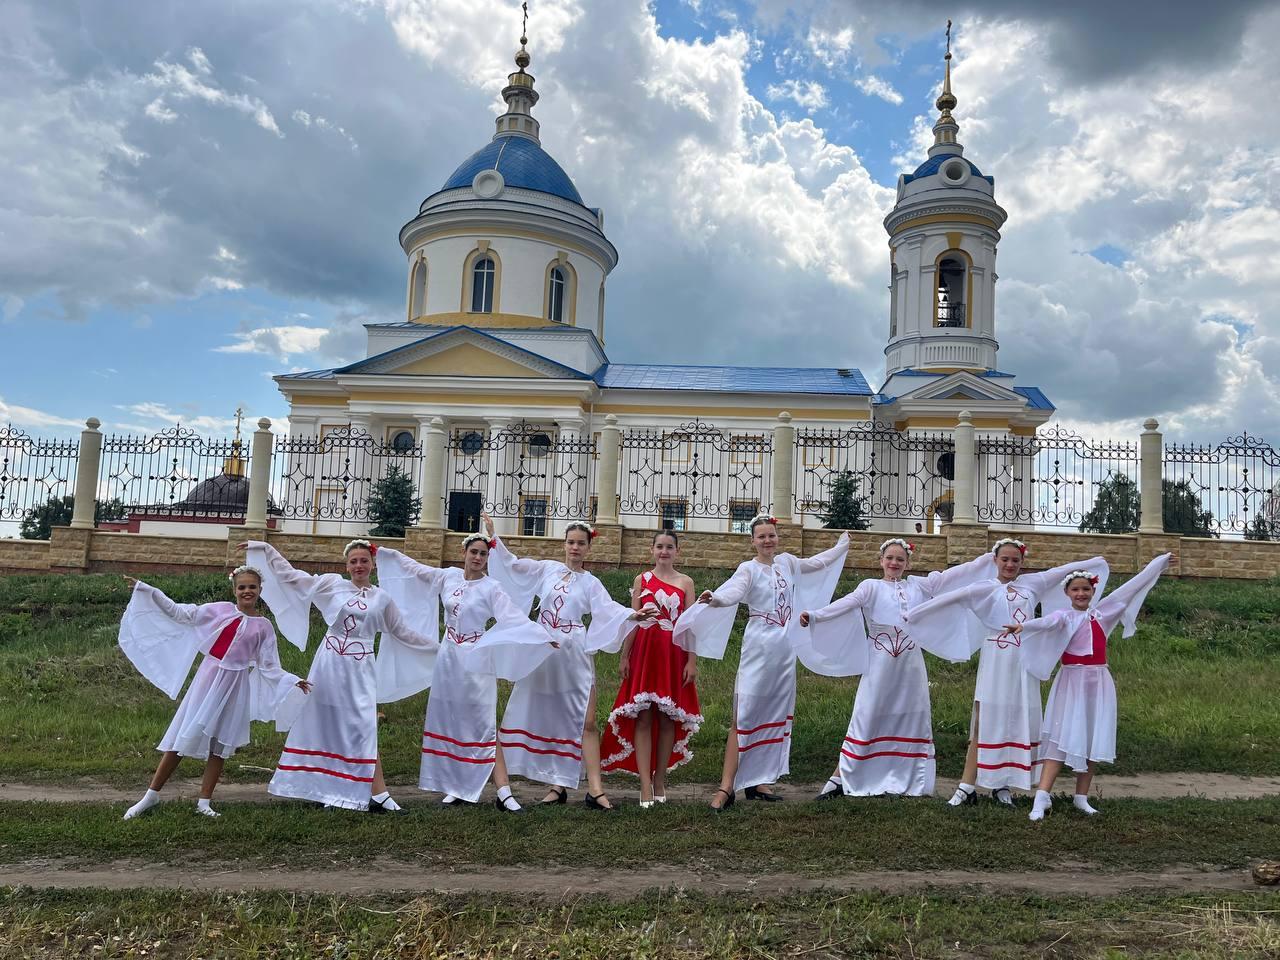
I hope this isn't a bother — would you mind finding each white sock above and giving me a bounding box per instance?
[1029,789,1052,822]
[947,783,975,806]
[496,785,521,812]
[123,788,161,820]
[195,798,219,818]
[371,791,401,811]
[820,777,842,796]
[654,794,666,803]
[1073,794,1098,815]
[991,787,1014,806]
[442,794,459,804]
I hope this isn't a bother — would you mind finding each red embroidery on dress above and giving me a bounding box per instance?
[324,613,371,660]
[346,591,368,611]
[989,586,1029,648]
[748,569,792,627]
[443,582,481,642]
[445,626,482,645]
[872,627,915,658]
[538,594,583,634]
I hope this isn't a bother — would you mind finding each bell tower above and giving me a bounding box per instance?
[883,21,1007,375]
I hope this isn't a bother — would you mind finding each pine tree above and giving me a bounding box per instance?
[366,465,419,537]
[1079,475,1218,537]
[819,470,871,530]
[20,495,127,540]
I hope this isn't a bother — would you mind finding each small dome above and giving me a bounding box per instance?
[442,135,584,205]
[903,154,992,185]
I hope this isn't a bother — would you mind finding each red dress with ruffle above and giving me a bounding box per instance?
[600,571,703,775]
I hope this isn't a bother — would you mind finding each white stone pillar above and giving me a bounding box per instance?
[1139,418,1164,533]
[243,418,273,531]
[595,414,621,524]
[70,417,103,529]
[771,411,795,522]
[951,410,977,524]
[416,416,447,529]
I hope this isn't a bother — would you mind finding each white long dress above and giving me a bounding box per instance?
[481,537,640,788]
[374,547,551,803]
[1017,553,1171,772]
[906,556,1110,790]
[248,542,437,811]
[118,582,300,759]
[805,553,993,797]
[673,535,852,791]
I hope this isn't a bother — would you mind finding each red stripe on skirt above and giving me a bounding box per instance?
[499,726,582,748]
[276,763,375,783]
[499,740,583,761]
[423,730,497,749]
[841,748,932,761]
[421,746,496,765]
[738,733,790,753]
[283,747,376,764]
[843,735,933,746]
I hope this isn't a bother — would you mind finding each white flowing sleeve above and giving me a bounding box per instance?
[671,562,752,660]
[117,582,208,699]
[373,547,445,642]
[246,622,305,729]
[793,532,850,611]
[911,552,996,600]
[455,582,556,682]
[904,581,996,659]
[803,579,874,677]
[486,537,550,614]
[1020,557,1111,619]
[1092,553,1171,637]
[375,594,440,704]
[582,574,639,655]
[1016,609,1080,681]
[246,542,326,652]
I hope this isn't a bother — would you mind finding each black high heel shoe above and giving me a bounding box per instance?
[745,785,785,802]
[710,787,736,813]
[542,786,568,805]
[584,792,617,812]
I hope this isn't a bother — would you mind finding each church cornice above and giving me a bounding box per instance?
[399,200,617,267]
[884,203,1007,236]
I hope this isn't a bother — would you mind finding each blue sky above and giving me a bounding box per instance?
[2,0,1278,440]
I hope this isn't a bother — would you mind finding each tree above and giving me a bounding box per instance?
[1162,478,1217,538]
[819,470,871,530]
[1244,513,1276,542]
[20,495,127,540]
[1079,475,1218,537]
[366,465,419,537]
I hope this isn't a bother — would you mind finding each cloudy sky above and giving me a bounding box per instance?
[2,0,1277,442]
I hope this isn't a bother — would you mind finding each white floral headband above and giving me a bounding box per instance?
[342,538,376,558]
[749,513,779,530]
[462,532,495,550]
[879,538,916,556]
[228,564,262,582]
[992,537,1028,556]
[1060,570,1099,590]
[565,520,598,540]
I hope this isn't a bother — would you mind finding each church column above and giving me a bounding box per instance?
[771,412,795,523]
[595,415,621,525]
[1139,418,1164,533]
[416,416,447,530]
[70,417,103,530]
[243,418,274,532]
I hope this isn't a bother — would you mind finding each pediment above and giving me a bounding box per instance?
[337,327,588,380]
[397,342,549,377]
[898,372,1023,405]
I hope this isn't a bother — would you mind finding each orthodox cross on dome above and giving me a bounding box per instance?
[932,19,961,151]
[495,0,541,142]
[233,406,244,444]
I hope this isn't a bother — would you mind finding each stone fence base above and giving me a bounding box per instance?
[1,523,1278,580]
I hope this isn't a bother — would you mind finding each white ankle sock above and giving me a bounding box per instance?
[496,785,521,812]
[442,794,459,804]
[654,794,666,803]
[124,788,161,820]
[947,783,975,806]
[1073,794,1098,815]
[195,798,219,818]
[371,791,401,811]
[1029,789,1052,822]
[991,787,1014,806]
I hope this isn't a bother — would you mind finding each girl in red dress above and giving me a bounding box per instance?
[600,530,702,807]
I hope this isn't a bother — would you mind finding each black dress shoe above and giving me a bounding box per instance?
[542,786,568,805]
[710,787,736,813]
[745,785,785,802]
[815,777,845,801]
[584,792,617,812]
[368,796,404,814]
[494,796,526,814]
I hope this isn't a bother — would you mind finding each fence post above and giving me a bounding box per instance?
[1139,417,1163,533]
[595,414,621,524]
[951,410,977,524]
[417,417,446,529]
[772,411,795,522]
[243,418,273,532]
[69,417,103,529]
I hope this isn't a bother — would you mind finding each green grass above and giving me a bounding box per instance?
[3,887,1279,959]
[2,796,1278,872]
[2,571,1279,785]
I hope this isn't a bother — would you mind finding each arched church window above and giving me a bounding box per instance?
[471,256,495,313]
[389,429,416,452]
[459,431,485,456]
[548,267,566,323]
[936,257,966,327]
[936,452,956,481]
[409,259,427,318]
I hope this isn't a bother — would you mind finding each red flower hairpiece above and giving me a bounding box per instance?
[368,543,378,557]
[907,542,916,553]
[488,538,497,549]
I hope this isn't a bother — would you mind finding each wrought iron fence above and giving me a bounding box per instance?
[1163,432,1280,537]
[0,425,80,527]
[271,425,421,523]
[794,422,955,523]
[442,421,595,533]
[975,425,1140,529]
[618,419,771,529]
[99,425,250,520]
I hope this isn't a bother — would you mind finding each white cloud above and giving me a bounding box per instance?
[0,397,83,429]
[291,108,359,151]
[215,325,330,362]
[766,78,829,112]
[144,48,282,136]
[113,401,237,434]
[144,97,177,122]
[854,74,903,106]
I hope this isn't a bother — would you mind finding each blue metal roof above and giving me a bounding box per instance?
[902,154,993,186]
[442,135,583,205]
[281,368,336,380]
[594,364,871,396]
[894,368,1016,378]
[1014,386,1055,410]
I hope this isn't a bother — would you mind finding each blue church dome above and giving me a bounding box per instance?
[902,153,993,185]
[442,135,584,205]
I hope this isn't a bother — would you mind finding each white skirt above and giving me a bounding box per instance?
[1038,664,1117,772]
[500,638,591,788]
[269,638,379,810]
[837,625,935,797]
[971,637,1044,790]
[158,657,251,760]
[732,619,796,791]
[420,641,498,802]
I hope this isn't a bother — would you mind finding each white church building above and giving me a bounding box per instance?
[275,32,1053,537]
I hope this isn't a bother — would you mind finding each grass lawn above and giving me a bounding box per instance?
[1,569,1278,785]
[2,886,1279,959]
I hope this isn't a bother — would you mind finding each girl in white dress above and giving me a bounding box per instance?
[374,535,552,813]
[675,515,851,811]
[906,539,1109,805]
[798,539,993,799]
[119,565,309,819]
[478,514,656,811]
[244,539,438,813]
[1003,553,1172,821]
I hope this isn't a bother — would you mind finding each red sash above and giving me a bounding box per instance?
[1061,617,1107,666]
[208,617,242,660]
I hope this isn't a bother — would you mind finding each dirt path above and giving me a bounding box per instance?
[5,772,1280,805]
[0,857,1268,898]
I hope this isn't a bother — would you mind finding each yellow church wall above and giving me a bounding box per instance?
[395,343,549,377]
[408,311,554,329]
